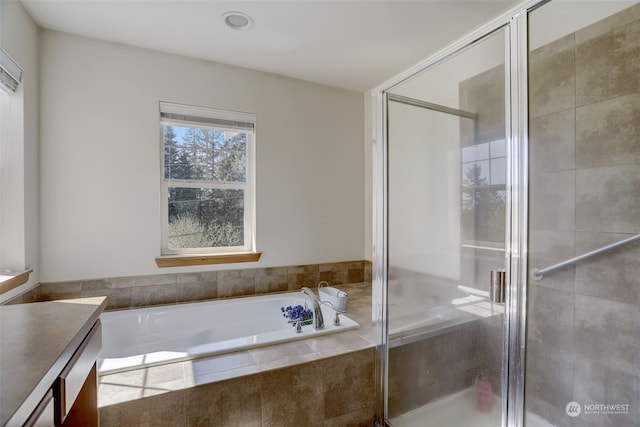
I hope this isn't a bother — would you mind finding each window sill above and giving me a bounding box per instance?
[0,269,33,295]
[155,252,262,268]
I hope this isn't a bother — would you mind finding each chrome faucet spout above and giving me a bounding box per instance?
[301,287,324,330]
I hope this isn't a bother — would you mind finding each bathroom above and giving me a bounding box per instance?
[0,0,638,426]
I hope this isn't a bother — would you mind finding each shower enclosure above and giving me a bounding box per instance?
[372,1,639,426]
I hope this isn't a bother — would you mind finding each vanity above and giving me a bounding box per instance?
[0,297,106,426]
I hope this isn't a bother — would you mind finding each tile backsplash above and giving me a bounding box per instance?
[8,260,371,310]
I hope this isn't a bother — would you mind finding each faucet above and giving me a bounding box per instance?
[301,287,324,330]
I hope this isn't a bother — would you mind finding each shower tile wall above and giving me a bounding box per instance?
[527,5,639,427]
[387,314,503,418]
[387,323,481,417]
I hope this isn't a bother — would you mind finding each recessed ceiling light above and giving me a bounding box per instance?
[223,11,254,30]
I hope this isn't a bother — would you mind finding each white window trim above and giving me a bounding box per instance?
[159,101,256,256]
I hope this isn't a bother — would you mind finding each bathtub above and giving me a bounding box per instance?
[98,292,359,374]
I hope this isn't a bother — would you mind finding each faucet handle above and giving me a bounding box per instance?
[333,312,341,326]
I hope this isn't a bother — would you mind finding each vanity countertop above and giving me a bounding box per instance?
[0,296,107,426]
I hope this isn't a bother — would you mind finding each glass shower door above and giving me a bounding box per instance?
[385,27,509,427]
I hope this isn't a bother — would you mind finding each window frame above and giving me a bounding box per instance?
[159,102,256,257]
[460,137,507,249]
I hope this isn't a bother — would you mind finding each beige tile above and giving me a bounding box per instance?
[525,345,574,407]
[131,273,177,287]
[319,270,348,286]
[7,286,40,304]
[323,348,375,419]
[318,261,350,272]
[287,264,320,274]
[525,395,575,427]
[459,64,506,144]
[574,294,640,376]
[82,277,132,290]
[346,260,365,269]
[99,379,145,407]
[218,269,255,297]
[145,362,186,386]
[572,358,639,427]
[260,362,324,427]
[529,170,575,232]
[186,351,256,378]
[176,281,218,303]
[347,268,365,284]
[255,274,288,294]
[364,264,372,285]
[82,286,131,310]
[189,365,261,386]
[576,164,640,233]
[253,266,288,276]
[99,362,186,405]
[99,390,185,427]
[176,271,218,302]
[530,109,575,173]
[528,230,576,290]
[575,232,640,305]
[185,375,262,427]
[248,341,319,370]
[529,33,575,118]
[38,281,82,301]
[288,272,321,291]
[576,19,640,106]
[323,406,374,427]
[131,283,177,307]
[576,93,640,168]
[575,3,640,45]
[307,331,372,358]
[255,353,321,371]
[527,285,574,357]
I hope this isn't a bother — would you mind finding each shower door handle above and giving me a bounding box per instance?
[489,269,506,303]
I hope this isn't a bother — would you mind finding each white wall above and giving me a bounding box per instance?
[363,93,373,261]
[0,0,40,302]
[40,30,364,282]
[387,102,462,280]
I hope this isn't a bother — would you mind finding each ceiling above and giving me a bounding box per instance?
[20,0,519,92]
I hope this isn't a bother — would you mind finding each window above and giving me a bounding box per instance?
[461,139,506,245]
[159,102,256,256]
[0,48,32,297]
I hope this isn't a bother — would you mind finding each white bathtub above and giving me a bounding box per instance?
[98,292,359,374]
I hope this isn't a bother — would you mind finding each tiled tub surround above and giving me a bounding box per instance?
[8,260,371,310]
[527,5,640,427]
[98,283,376,427]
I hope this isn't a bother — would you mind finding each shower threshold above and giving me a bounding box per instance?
[389,388,555,427]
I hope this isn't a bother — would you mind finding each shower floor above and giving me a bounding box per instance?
[390,388,554,427]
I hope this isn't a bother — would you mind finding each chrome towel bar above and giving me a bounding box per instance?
[531,233,640,280]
